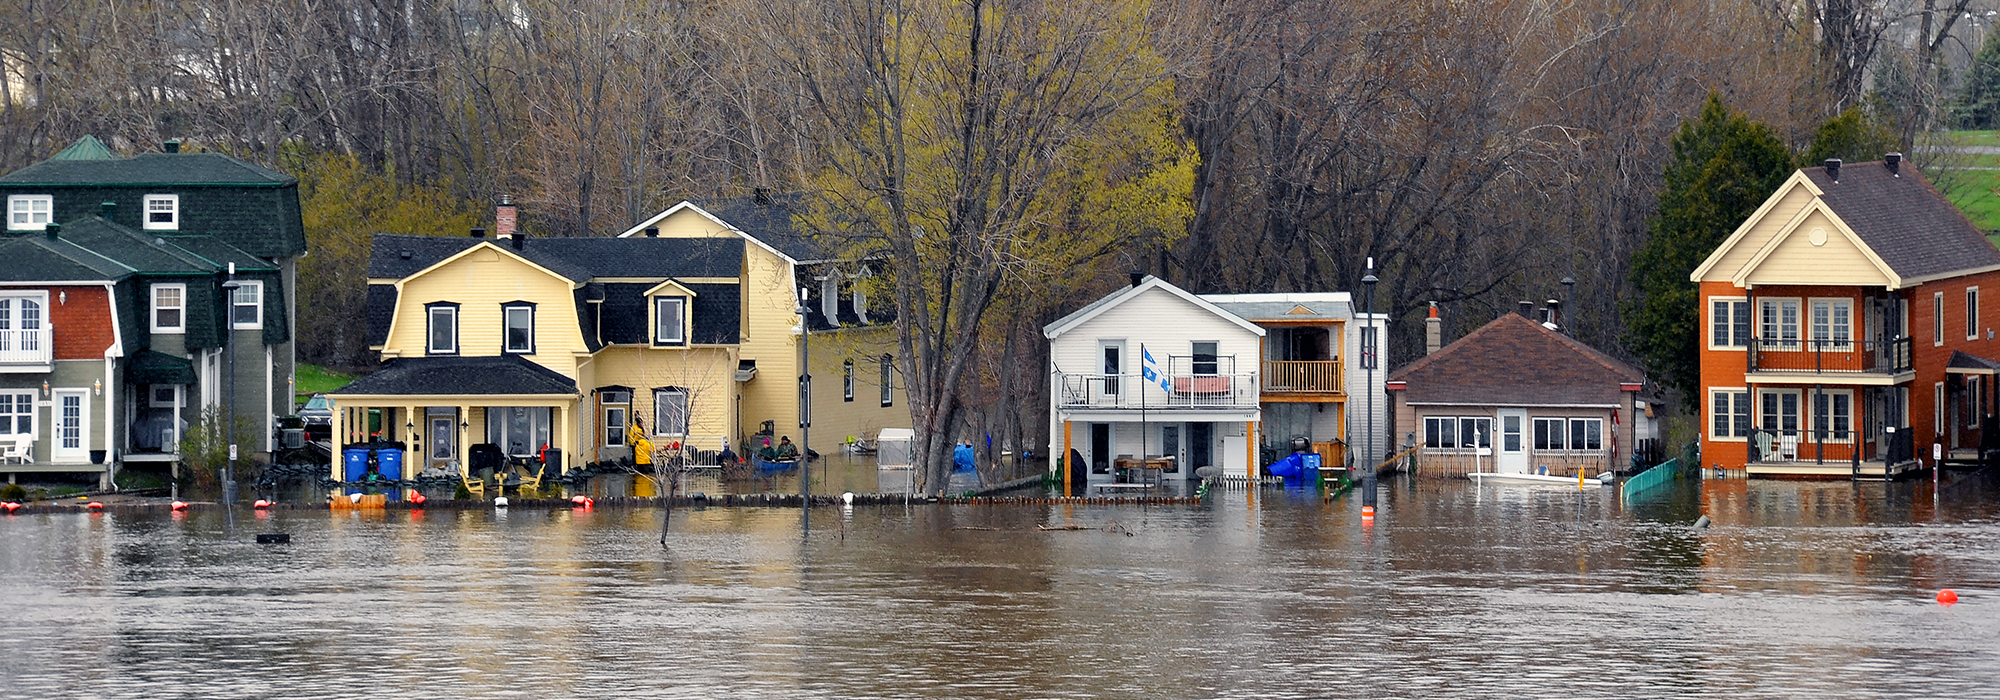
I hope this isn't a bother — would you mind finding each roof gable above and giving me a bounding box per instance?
[1729,199,1896,288]
[1389,313,1642,406]
[1691,171,1821,282]
[1044,276,1265,339]
[397,241,579,289]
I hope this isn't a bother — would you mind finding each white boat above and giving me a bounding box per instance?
[1467,471,1604,487]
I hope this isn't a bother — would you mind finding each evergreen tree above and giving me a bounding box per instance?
[1954,37,2000,129]
[1804,105,1901,165]
[1624,94,1793,399]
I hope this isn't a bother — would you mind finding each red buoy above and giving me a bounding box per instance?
[1939,589,1959,606]
[411,493,427,506]
[2,501,19,513]
[170,501,188,511]
[252,499,272,509]
[85,501,104,510]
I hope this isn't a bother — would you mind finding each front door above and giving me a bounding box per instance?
[1190,422,1213,472]
[53,390,87,463]
[429,414,456,471]
[1496,409,1527,473]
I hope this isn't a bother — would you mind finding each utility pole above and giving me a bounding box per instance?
[222,268,241,506]
[1362,259,1378,522]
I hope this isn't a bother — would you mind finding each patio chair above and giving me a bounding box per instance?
[1777,433,1800,461]
[459,466,486,499]
[1,438,26,465]
[1753,431,1775,462]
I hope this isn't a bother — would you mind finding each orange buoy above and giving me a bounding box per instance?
[410,492,427,506]
[252,499,272,509]
[2,501,19,513]
[170,501,188,511]
[1361,505,1376,520]
[1938,589,1959,606]
[85,501,104,510]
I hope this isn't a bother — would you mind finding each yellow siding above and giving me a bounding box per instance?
[587,346,739,456]
[739,243,802,443]
[384,246,585,375]
[804,325,905,449]
[653,208,735,239]
[1740,210,1892,287]
[1699,182,1815,283]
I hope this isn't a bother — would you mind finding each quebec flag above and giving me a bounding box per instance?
[1140,345,1171,393]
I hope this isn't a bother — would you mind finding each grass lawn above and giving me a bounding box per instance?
[1943,130,2000,147]
[296,363,355,396]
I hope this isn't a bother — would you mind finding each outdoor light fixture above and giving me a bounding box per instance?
[93,379,101,395]
[41,380,50,397]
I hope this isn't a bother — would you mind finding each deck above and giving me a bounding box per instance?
[1744,459,1922,480]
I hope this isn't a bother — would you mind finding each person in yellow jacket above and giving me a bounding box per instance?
[628,416,653,467]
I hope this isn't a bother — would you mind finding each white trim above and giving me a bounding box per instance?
[1689,171,1822,282]
[503,304,535,354]
[1729,198,1900,289]
[1404,402,1622,409]
[149,384,181,408]
[1968,286,1981,341]
[7,194,52,231]
[150,283,186,334]
[1807,296,1853,346]
[1709,296,1750,350]
[142,194,180,230]
[640,279,700,298]
[652,296,687,345]
[426,305,458,355]
[1810,388,1856,443]
[1757,297,1802,346]
[1709,387,1750,442]
[1936,291,1946,347]
[50,389,88,463]
[614,200,800,263]
[1043,277,1267,340]
[229,280,263,330]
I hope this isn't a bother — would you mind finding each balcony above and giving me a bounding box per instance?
[1262,360,1343,394]
[0,325,52,369]
[1747,337,1911,376]
[1055,371,1259,412]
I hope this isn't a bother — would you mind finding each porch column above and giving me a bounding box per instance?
[1061,420,1072,498]
[458,405,471,477]
[559,401,576,476]
[328,402,342,480]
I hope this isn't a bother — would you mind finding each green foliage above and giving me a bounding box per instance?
[454,482,472,500]
[1625,94,1793,399]
[1804,106,1900,165]
[1956,37,2000,130]
[176,407,262,491]
[0,483,24,500]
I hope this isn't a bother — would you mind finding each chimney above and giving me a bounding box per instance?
[1517,300,1533,318]
[99,201,115,217]
[753,187,772,206]
[1425,302,1442,355]
[163,139,180,154]
[1885,152,1902,176]
[469,227,486,238]
[43,222,59,240]
[511,232,525,250]
[495,194,517,239]
[1128,271,1146,288]
[1824,158,1841,183]
[644,227,659,238]
[1544,299,1561,330]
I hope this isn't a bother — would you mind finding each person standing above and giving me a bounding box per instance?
[628,416,653,468]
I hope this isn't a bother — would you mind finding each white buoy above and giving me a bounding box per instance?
[349,493,363,504]
[494,496,509,508]
[841,491,854,505]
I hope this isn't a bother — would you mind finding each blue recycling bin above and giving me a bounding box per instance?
[376,445,404,481]
[1302,453,1322,483]
[343,448,370,483]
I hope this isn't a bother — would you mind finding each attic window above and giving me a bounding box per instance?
[654,296,687,345]
[7,195,51,231]
[143,194,179,230]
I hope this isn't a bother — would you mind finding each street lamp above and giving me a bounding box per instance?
[221,276,241,506]
[797,281,818,517]
[1362,259,1378,520]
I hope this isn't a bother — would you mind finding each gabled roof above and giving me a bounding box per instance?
[0,233,133,282]
[366,233,742,281]
[1691,161,2000,287]
[0,149,295,186]
[1202,292,1354,321]
[1389,313,1643,406]
[331,354,579,397]
[616,195,831,263]
[1043,275,1266,339]
[1946,350,2000,375]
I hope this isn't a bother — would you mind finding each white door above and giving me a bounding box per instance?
[1496,409,1527,473]
[53,390,88,463]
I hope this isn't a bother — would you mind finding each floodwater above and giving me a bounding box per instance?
[3,473,1997,699]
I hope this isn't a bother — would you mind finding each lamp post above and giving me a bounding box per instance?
[1362,260,1379,519]
[221,276,241,506]
[798,282,816,519]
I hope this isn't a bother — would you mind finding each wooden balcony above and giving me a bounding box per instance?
[0,326,52,369]
[1261,360,1343,395]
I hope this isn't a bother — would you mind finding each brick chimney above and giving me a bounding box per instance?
[1425,302,1441,355]
[495,195,517,239]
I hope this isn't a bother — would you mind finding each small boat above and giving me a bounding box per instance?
[1467,471,1604,487]
[753,456,800,473]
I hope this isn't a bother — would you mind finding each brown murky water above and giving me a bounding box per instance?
[2,473,1996,699]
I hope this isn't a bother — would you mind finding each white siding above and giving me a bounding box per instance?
[1048,287,1260,379]
[1346,312,1391,464]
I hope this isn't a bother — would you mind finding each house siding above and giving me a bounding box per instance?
[1700,180,1816,284]
[386,247,586,376]
[803,325,904,449]
[737,241,801,446]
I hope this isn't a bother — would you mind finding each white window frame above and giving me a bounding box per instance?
[1966,376,1983,430]
[600,389,629,447]
[881,354,894,407]
[0,390,34,436]
[1710,389,1750,441]
[1936,382,1948,439]
[426,305,458,355]
[654,296,687,345]
[1812,389,1854,442]
[1759,297,1801,349]
[843,359,855,403]
[151,283,186,334]
[7,195,51,231]
[1936,291,1947,347]
[230,280,262,330]
[1968,287,1981,341]
[654,388,689,437]
[148,384,180,409]
[1423,416,1492,452]
[1568,417,1604,452]
[143,194,179,230]
[503,304,534,354]
[1709,297,1750,350]
[1759,389,1802,435]
[1532,417,1567,451]
[1809,297,1851,349]
[821,275,839,323]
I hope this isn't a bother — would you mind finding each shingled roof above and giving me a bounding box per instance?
[332,354,578,396]
[0,150,294,186]
[1390,313,1643,406]
[693,193,832,263]
[1803,160,2000,280]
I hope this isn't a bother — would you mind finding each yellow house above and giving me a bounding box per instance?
[332,194,906,491]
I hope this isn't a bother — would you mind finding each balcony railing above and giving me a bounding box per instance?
[1262,360,1344,394]
[0,326,51,365]
[1055,371,1259,411]
[1747,337,1911,374]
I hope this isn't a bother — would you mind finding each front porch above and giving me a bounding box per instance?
[327,355,582,496]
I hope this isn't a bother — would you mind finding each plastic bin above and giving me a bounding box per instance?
[375,445,404,481]
[343,448,371,482]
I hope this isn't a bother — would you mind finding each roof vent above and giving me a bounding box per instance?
[1129,271,1145,287]
[753,187,772,206]
[1517,300,1533,318]
[644,227,659,238]
[1824,158,1841,182]
[99,201,116,217]
[470,227,485,238]
[1885,152,1902,176]
[43,222,59,240]
[163,139,180,154]
[399,250,413,260]
[511,232,525,250]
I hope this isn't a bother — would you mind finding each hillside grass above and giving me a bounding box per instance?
[296,363,355,397]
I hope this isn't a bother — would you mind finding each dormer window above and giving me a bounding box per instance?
[7,195,51,230]
[143,194,179,230]
[821,275,838,323]
[654,296,686,345]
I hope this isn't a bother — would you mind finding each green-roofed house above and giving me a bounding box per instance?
[0,137,304,486]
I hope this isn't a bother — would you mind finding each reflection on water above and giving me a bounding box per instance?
[2,475,1997,699]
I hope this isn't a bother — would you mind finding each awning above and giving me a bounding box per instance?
[126,350,197,385]
[1946,350,2000,376]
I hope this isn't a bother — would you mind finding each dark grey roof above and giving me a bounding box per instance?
[0,151,294,186]
[159,235,276,272]
[1803,161,2000,280]
[54,217,213,274]
[366,234,484,278]
[1946,350,2000,373]
[0,234,132,281]
[530,237,743,278]
[696,193,832,262]
[1391,313,1643,406]
[332,354,578,396]
[366,285,398,347]
[593,282,741,345]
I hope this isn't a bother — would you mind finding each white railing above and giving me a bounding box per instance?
[0,326,51,365]
[1056,371,1259,410]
